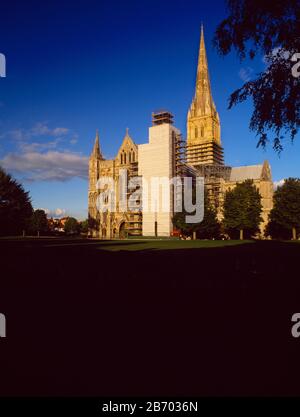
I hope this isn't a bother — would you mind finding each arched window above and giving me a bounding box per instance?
[129,152,131,163]
[195,127,198,138]
[124,152,126,164]
[120,153,123,164]
[132,152,135,162]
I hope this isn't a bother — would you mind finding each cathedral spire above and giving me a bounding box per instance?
[194,24,214,115]
[186,25,223,166]
[91,129,102,158]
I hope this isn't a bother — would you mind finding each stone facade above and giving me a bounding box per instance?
[88,26,273,238]
[88,129,141,238]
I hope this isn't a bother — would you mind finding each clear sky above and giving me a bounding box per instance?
[0,0,299,219]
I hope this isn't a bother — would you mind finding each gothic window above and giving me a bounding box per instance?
[129,152,131,163]
[195,127,198,138]
[132,152,135,162]
[124,152,126,164]
[121,153,123,164]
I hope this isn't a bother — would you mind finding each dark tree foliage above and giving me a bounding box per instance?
[266,178,300,239]
[29,209,49,236]
[80,219,89,234]
[265,219,292,240]
[194,198,221,239]
[64,217,80,235]
[213,0,300,151]
[172,212,191,235]
[0,167,33,236]
[223,179,262,239]
[172,193,221,239]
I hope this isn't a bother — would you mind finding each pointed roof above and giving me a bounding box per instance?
[261,160,272,181]
[194,25,215,116]
[229,161,273,182]
[117,127,137,155]
[229,165,264,182]
[122,128,135,146]
[91,129,103,159]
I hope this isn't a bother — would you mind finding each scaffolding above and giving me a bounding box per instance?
[173,135,232,211]
[194,164,232,210]
[195,164,231,181]
[186,142,224,166]
[125,161,142,236]
[152,110,174,125]
[174,132,187,176]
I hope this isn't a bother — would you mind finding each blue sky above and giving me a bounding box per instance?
[0,0,299,219]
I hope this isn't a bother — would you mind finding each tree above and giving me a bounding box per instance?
[172,211,193,236]
[213,0,300,151]
[79,219,89,234]
[64,217,80,235]
[223,180,262,239]
[193,196,221,239]
[266,178,300,240]
[29,209,49,236]
[172,193,221,239]
[0,167,33,236]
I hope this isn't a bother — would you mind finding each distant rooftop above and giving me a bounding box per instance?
[229,164,263,182]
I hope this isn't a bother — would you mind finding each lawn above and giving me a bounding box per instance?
[94,238,252,251]
[0,237,300,396]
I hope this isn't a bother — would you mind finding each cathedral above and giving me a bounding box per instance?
[88,26,273,238]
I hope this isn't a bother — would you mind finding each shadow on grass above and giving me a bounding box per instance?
[0,238,300,396]
[94,239,252,252]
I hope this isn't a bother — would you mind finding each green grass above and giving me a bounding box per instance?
[127,235,179,240]
[96,239,253,251]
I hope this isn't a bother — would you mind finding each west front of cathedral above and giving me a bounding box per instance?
[88,26,273,238]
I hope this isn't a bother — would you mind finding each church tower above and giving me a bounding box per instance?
[88,130,103,236]
[186,26,224,166]
[88,129,103,191]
